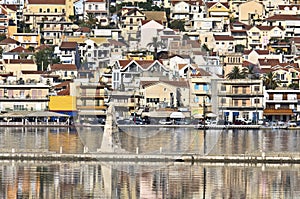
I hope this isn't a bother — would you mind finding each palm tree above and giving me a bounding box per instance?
[226,66,245,79]
[263,72,281,90]
[242,65,259,79]
[147,37,165,60]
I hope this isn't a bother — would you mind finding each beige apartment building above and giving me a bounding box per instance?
[218,79,264,123]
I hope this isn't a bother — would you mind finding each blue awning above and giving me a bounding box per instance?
[224,112,229,116]
[233,112,239,116]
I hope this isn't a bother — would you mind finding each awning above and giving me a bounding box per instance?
[263,109,293,116]
[170,112,185,119]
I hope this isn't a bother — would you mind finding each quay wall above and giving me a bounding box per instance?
[1,152,300,164]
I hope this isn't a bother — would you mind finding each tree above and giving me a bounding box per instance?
[34,47,60,71]
[235,44,245,53]
[263,72,281,90]
[147,37,165,60]
[169,20,185,31]
[288,82,299,90]
[226,66,245,79]
[242,65,259,79]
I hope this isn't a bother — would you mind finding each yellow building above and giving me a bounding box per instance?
[49,95,77,113]
[12,33,40,48]
[3,59,37,77]
[23,0,74,30]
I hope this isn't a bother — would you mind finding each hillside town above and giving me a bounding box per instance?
[0,0,299,125]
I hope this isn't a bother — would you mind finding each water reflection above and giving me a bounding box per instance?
[0,162,299,198]
[1,127,300,155]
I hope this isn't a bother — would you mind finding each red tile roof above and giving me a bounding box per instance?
[21,70,46,74]
[206,2,229,9]
[1,4,18,11]
[28,0,65,4]
[214,35,234,41]
[258,59,280,66]
[0,37,18,45]
[60,42,77,49]
[51,64,77,70]
[265,14,300,21]
[4,59,35,64]
[75,27,91,33]
[9,46,32,53]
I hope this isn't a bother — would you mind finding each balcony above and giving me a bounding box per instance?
[218,91,263,97]
[266,97,298,103]
[77,105,107,110]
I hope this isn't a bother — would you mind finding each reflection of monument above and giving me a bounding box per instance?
[100,103,121,152]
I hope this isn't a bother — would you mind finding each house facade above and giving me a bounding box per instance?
[218,79,264,123]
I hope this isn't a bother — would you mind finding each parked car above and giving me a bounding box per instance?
[217,120,231,125]
[159,119,173,125]
[234,118,252,125]
[133,118,144,125]
[287,120,297,127]
[117,119,134,125]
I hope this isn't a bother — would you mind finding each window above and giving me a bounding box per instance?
[221,97,226,104]
[234,87,238,93]
[194,84,199,90]
[221,85,226,91]
[234,100,238,106]
[164,88,167,91]
[254,98,260,104]
[95,5,98,10]
[55,8,57,13]
[243,87,246,93]
[254,86,260,91]
[89,5,92,10]
[47,8,50,13]
[39,8,42,13]
[64,71,68,77]
[242,100,246,106]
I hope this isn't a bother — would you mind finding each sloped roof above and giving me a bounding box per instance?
[75,26,91,33]
[9,46,31,53]
[206,2,229,9]
[141,80,189,88]
[0,37,18,45]
[4,59,35,64]
[143,11,167,22]
[35,44,51,51]
[51,64,77,70]
[21,70,45,74]
[1,4,18,11]
[60,41,77,49]
[265,14,300,21]
[214,35,234,41]
[258,59,280,66]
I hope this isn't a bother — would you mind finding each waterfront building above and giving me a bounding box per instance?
[0,83,50,112]
[263,88,300,121]
[217,79,264,123]
[189,68,213,117]
[140,80,190,110]
[75,81,111,122]
[49,81,77,117]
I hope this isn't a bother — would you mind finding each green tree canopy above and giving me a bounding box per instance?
[263,72,281,90]
[34,47,60,71]
[169,20,185,31]
[226,66,245,79]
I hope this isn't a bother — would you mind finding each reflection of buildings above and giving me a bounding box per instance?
[0,160,299,198]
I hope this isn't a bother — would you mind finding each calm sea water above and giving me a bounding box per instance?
[0,127,300,198]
